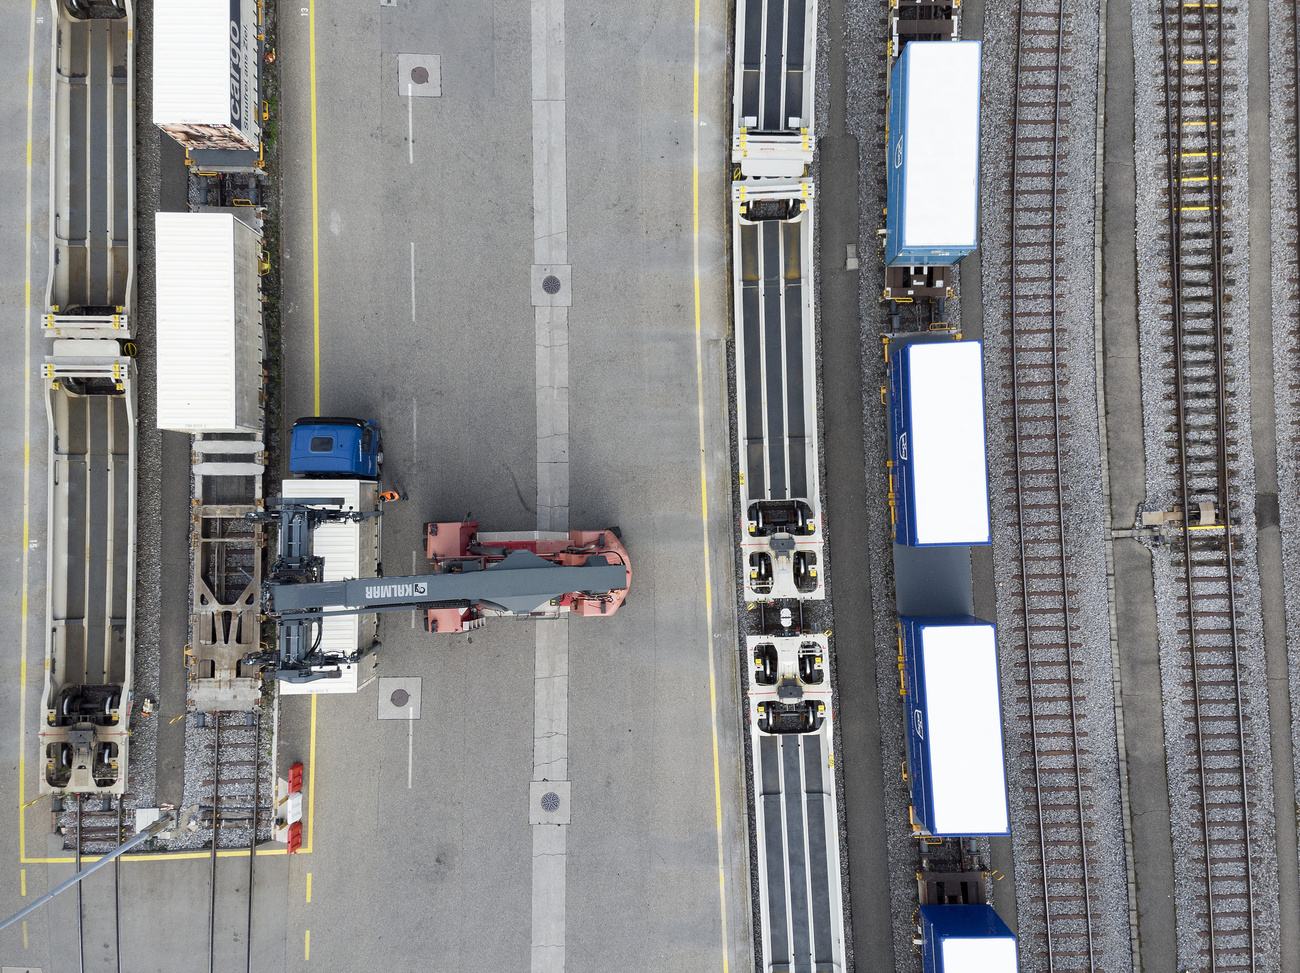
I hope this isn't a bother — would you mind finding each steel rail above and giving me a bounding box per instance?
[1007,0,1096,968]
[1158,1,1255,970]
[246,711,260,973]
[208,714,220,973]
[115,796,123,973]
[76,793,85,973]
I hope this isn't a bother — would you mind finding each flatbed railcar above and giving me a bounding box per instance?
[732,0,817,179]
[39,0,140,800]
[732,181,825,602]
[44,0,135,338]
[39,344,137,795]
[747,635,846,972]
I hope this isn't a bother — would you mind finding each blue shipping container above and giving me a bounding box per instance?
[921,905,1018,973]
[885,41,982,266]
[888,339,991,547]
[902,616,1009,837]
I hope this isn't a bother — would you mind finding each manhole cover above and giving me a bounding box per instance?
[410,66,430,85]
[541,791,561,813]
[390,688,410,708]
[542,274,562,295]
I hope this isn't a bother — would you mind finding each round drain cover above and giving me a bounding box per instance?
[411,66,430,85]
[542,274,562,295]
[390,688,410,708]
[541,791,561,813]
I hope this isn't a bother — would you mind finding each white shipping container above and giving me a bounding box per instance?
[917,622,1008,835]
[153,0,261,151]
[278,478,381,668]
[155,212,263,433]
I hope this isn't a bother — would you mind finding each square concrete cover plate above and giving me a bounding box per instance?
[398,54,441,97]
[378,677,422,720]
[530,780,571,825]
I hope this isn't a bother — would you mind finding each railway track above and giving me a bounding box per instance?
[1004,0,1104,969]
[71,793,125,973]
[1155,1,1259,971]
[198,710,266,973]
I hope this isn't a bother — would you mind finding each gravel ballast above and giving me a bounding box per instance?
[1131,0,1282,965]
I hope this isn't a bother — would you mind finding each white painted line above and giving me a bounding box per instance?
[530,2,570,970]
[412,395,418,466]
[407,706,414,788]
[410,241,416,322]
[407,83,414,164]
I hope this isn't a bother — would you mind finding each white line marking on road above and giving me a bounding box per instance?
[407,83,414,164]
[407,707,414,788]
[412,395,418,466]
[410,241,416,322]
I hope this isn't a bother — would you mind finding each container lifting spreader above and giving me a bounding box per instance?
[248,500,631,686]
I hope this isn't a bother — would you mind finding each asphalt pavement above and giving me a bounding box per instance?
[271,2,749,971]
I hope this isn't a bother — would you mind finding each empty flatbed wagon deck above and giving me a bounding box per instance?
[732,0,817,177]
[748,635,846,972]
[39,344,137,795]
[733,182,824,601]
[45,0,134,337]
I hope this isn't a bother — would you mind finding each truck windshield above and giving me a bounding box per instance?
[309,436,334,452]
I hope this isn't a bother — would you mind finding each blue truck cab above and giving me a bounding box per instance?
[289,417,381,479]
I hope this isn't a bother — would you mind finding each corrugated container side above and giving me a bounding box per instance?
[886,41,982,266]
[153,0,260,150]
[232,221,263,431]
[889,341,991,547]
[920,906,1018,973]
[888,345,914,543]
[278,480,380,657]
[155,213,263,433]
[903,616,1010,837]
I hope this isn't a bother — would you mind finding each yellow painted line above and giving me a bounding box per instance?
[309,0,321,414]
[22,920,27,950]
[305,693,317,853]
[306,871,312,902]
[26,847,296,865]
[690,0,728,970]
[20,868,26,896]
[17,0,37,870]
[304,929,311,960]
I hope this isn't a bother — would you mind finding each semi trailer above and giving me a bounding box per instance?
[153,0,262,161]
